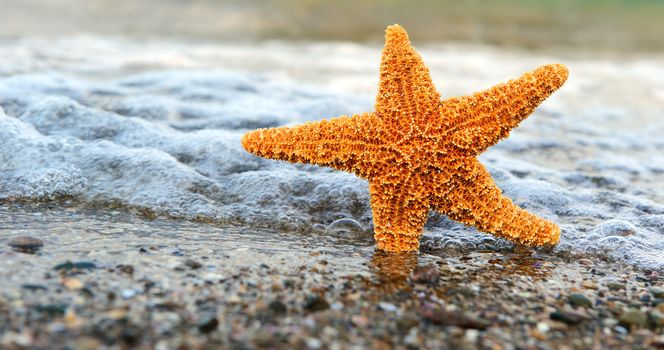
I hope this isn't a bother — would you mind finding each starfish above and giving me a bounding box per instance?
[242,24,568,253]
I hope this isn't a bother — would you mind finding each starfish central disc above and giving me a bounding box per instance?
[242,24,568,253]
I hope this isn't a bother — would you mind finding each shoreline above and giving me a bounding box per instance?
[1,205,662,349]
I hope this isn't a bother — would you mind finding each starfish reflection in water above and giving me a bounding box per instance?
[243,24,568,253]
[368,249,552,297]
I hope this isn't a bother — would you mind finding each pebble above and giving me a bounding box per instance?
[351,315,369,328]
[607,281,625,291]
[21,284,48,291]
[34,304,67,316]
[652,338,664,350]
[396,314,420,331]
[53,261,97,272]
[654,299,664,310]
[8,236,44,253]
[613,325,628,334]
[63,278,84,290]
[252,330,275,348]
[618,309,648,329]
[305,338,322,349]
[650,286,664,299]
[421,309,491,330]
[568,293,593,308]
[410,264,440,285]
[581,281,597,290]
[330,302,343,311]
[202,273,225,283]
[185,259,202,270]
[121,289,137,299]
[536,322,550,333]
[304,296,330,312]
[578,259,594,266]
[550,310,590,325]
[197,315,219,333]
[649,310,664,327]
[268,300,287,315]
[117,264,135,275]
[379,302,398,312]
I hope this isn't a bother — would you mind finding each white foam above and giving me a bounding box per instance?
[0,37,662,269]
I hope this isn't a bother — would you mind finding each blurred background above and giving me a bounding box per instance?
[1,0,663,54]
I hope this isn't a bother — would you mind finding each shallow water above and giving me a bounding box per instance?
[0,203,588,293]
[0,37,663,270]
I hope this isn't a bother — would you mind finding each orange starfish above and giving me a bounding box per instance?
[242,24,567,253]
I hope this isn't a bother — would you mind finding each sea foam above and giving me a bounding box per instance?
[0,38,662,269]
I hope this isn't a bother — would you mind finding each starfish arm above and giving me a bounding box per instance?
[369,174,430,252]
[374,25,442,138]
[429,159,560,246]
[444,64,568,155]
[241,113,377,176]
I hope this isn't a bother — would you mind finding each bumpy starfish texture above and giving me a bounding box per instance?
[242,24,568,253]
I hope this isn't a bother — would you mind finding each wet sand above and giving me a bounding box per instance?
[1,203,663,349]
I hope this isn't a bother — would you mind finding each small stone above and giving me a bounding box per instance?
[654,299,664,310]
[54,261,96,272]
[21,284,48,291]
[121,289,137,299]
[64,309,83,328]
[649,310,664,328]
[8,236,44,253]
[106,309,128,320]
[1,331,32,347]
[283,279,296,288]
[651,335,664,348]
[351,315,369,328]
[613,325,628,334]
[202,273,225,283]
[536,322,550,333]
[550,310,590,325]
[117,265,134,275]
[396,314,420,331]
[465,329,479,343]
[268,300,287,316]
[304,296,329,312]
[421,309,491,330]
[185,259,202,270]
[607,281,625,291]
[171,249,184,256]
[641,294,652,303]
[34,304,67,316]
[305,338,322,349]
[63,278,84,290]
[619,309,648,329]
[568,293,593,308]
[581,281,597,290]
[578,259,594,266]
[197,315,219,333]
[650,287,664,299]
[410,264,440,284]
[379,302,398,312]
[252,330,275,348]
